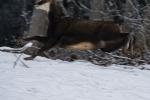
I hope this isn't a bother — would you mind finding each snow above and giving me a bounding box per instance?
[0,51,150,100]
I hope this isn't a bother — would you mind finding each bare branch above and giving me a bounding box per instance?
[13,54,30,68]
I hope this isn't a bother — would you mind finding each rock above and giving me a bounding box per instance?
[24,2,50,38]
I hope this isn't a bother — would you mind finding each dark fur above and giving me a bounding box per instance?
[46,18,129,51]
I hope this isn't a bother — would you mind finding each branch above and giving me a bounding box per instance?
[0,42,33,53]
[0,42,33,68]
[13,54,30,68]
[105,52,146,63]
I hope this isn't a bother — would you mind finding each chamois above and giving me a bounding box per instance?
[24,0,129,60]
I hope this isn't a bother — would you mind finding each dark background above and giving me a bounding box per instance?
[0,0,35,46]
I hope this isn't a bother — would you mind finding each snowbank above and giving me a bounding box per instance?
[0,51,150,100]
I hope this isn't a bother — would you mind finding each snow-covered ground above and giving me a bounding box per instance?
[0,51,150,100]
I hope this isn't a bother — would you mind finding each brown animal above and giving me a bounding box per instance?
[24,0,129,60]
[24,18,129,60]
[51,18,129,50]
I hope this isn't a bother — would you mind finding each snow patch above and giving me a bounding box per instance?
[0,51,150,100]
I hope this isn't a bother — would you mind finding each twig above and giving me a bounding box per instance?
[13,54,24,68]
[87,50,107,60]
[13,54,30,68]
[12,42,33,68]
[105,52,146,63]
[0,42,33,68]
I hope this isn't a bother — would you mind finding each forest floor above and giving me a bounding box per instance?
[0,49,150,100]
